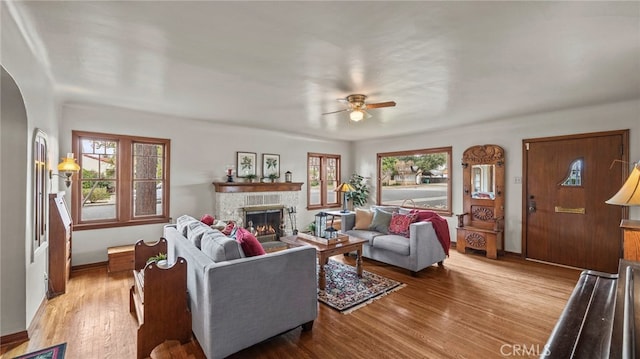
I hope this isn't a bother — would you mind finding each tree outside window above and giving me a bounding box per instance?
[71,131,170,230]
[307,153,341,210]
[377,147,452,215]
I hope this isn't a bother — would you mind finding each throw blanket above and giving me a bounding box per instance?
[410,210,451,256]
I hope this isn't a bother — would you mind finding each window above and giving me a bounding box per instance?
[33,129,48,252]
[71,131,170,230]
[377,147,452,215]
[307,153,341,210]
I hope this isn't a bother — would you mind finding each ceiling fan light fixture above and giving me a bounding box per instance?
[350,110,364,122]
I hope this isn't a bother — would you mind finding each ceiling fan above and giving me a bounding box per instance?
[322,94,396,122]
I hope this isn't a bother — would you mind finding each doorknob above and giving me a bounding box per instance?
[528,195,537,213]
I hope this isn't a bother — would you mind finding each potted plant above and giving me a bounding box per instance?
[345,173,370,209]
[147,253,168,268]
[245,174,257,183]
[268,173,279,183]
[307,221,316,234]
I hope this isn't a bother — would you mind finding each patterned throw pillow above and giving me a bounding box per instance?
[353,208,374,230]
[221,221,236,236]
[388,213,417,238]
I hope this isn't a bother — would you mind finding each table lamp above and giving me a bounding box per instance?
[606,161,640,260]
[335,182,355,213]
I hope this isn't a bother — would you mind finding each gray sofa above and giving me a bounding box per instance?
[163,217,317,359]
[341,212,446,275]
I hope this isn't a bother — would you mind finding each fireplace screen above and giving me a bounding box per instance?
[244,207,284,243]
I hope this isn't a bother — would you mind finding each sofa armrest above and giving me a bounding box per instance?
[409,221,446,268]
[342,213,355,231]
[204,246,318,358]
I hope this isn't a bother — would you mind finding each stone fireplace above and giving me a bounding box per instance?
[212,182,303,237]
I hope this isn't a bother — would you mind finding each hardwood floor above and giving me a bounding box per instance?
[2,251,580,359]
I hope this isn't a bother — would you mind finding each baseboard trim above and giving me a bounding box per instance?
[72,261,107,272]
[0,330,29,354]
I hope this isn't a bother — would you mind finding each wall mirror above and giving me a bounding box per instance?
[471,164,495,199]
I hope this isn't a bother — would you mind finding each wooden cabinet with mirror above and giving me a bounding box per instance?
[456,145,505,259]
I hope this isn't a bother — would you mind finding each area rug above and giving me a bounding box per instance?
[319,260,405,314]
[12,343,66,359]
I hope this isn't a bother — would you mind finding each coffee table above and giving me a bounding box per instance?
[279,234,368,290]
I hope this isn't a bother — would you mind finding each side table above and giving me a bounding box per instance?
[324,210,355,231]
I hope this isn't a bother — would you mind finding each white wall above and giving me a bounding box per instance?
[59,103,352,265]
[1,3,60,335]
[353,99,640,254]
[1,68,28,336]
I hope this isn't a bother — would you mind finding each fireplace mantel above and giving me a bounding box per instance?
[212,182,303,193]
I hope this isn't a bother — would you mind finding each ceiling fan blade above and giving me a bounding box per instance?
[322,108,349,115]
[365,101,396,109]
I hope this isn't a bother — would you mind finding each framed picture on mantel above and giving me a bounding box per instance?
[262,153,280,178]
[236,151,257,178]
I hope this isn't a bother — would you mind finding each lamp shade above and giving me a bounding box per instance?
[335,182,355,193]
[57,156,80,172]
[606,163,640,206]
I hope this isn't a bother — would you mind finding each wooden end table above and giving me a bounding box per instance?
[280,234,368,290]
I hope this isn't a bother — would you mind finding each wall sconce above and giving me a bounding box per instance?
[50,153,80,188]
[335,182,355,213]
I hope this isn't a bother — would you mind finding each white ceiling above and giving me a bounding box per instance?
[5,1,640,141]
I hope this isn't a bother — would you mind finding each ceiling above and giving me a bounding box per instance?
[5,1,640,141]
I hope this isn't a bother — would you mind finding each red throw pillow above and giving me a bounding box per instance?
[200,214,215,226]
[235,227,266,257]
[221,221,236,236]
[388,213,417,238]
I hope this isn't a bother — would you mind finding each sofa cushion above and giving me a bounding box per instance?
[344,229,382,245]
[368,208,394,234]
[200,230,243,262]
[388,213,417,238]
[187,221,212,249]
[177,215,199,237]
[353,208,374,230]
[235,227,266,257]
[372,234,411,256]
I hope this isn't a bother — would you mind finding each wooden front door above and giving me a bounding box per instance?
[523,130,628,273]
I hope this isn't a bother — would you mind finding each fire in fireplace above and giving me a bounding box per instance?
[243,206,284,243]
